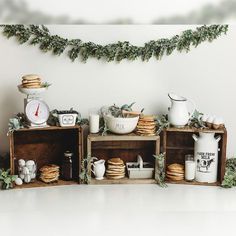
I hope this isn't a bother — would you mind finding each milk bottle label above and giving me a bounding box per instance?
[196,152,215,173]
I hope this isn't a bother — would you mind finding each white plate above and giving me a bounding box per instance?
[18,85,48,95]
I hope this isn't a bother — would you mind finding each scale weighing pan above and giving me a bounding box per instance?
[18,85,48,95]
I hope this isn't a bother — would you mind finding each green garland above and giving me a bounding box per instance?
[0,24,228,62]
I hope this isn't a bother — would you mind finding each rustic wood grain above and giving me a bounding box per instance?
[9,126,84,188]
[220,129,227,183]
[166,179,220,186]
[166,126,225,134]
[90,177,156,185]
[163,127,227,186]
[87,134,160,184]
[14,179,78,189]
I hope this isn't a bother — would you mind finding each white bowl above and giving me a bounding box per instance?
[18,85,47,95]
[104,115,139,134]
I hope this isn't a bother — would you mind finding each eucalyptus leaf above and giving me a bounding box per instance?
[188,109,206,128]
[155,114,170,135]
[80,155,93,184]
[222,158,236,188]
[153,153,167,187]
[0,169,17,190]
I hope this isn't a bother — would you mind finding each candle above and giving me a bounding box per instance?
[185,155,196,181]
[89,114,100,133]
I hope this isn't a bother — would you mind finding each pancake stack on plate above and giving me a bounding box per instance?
[136,115,156,136]
[166,163,184,181]
[21,74,42,89]
[106,158,125,179]
[39,164,60,183]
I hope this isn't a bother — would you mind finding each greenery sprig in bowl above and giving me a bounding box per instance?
[100,103,144,135]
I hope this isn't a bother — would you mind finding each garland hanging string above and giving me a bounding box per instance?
[0,24,228,62]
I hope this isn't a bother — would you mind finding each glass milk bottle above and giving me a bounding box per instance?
[89,108,100,133]
[185,155,196,181]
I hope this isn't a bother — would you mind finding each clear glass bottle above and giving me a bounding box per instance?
[185,154,195,181]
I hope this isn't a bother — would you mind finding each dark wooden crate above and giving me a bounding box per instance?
[87,133,160,184]
[9,125,85,188]
[161,126,227,186]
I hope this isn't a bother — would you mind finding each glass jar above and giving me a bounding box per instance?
[185,154,195,181]
[89,108,100,133]
[61,151,73,181]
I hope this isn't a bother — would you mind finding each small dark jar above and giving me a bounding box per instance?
[61,151,73,181]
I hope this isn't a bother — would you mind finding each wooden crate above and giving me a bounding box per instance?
[9,125,85,188]
[162,126,227,186]
[87,133,160,184]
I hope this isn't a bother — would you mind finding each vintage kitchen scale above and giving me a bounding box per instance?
[18,85,50,128]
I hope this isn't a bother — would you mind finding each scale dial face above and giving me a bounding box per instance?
[25,100,50,125]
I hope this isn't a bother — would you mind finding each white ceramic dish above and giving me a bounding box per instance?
[126,162,154,179]
[18,85,47,95]
[104,115,139,134]
[58,113,77,127]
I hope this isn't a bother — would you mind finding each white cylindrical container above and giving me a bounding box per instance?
[192,132,221,183]
[185,155,195,181]
[89,114,100,133]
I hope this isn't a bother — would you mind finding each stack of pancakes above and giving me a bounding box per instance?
[21,74,42,88]
[39,164,60,183]
[106,158,125,179]
[136,115,156,136]
[166,163,184,181]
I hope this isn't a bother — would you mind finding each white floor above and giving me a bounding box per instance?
[0,184,236,236]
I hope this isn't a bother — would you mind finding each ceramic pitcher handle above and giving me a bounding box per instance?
[137,155,143,169]
[91,157,98,162]
[188,98,196,118]
[192,134,199,141]
[91,163,95,174]
[215,135,221,142]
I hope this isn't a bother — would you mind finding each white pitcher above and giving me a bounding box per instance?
[168,93,195,127]
[91,159,105,180]
[192,132,221,183]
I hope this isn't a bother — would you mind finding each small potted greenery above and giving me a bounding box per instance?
[50,108,79,127]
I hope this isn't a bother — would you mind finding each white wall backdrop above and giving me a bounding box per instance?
[0,25,235,156]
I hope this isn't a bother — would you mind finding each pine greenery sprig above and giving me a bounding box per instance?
[222,158,236,188]
[0,24,228,62]
[153,153,167,188]
[79,155,93,184]
[0,169,17,190]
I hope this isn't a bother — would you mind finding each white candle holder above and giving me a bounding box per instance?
[89,109,100,133]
